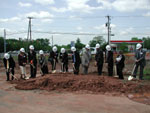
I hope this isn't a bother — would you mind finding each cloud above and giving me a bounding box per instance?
[77,27,83,30]
[143,12,150,16]
[97,0,150,12]
[120,27,134,35]
[18,2,32,7]
[94,24,116,33]
[50,7,68,13]
[0,17,21,22]
[34,0,55,5]
[25,11,54,19]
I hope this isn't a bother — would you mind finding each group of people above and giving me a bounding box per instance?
[3,43,146,81]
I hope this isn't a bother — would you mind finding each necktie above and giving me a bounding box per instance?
[7,60,9,69]
[73,53,76,63]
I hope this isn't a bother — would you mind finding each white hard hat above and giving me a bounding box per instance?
[128,76,134,81]
[85,44,90,49]
[29,45,34,50]
[4,53,10,59]
[52,46,57,52]
[39,50,44,55]
[20,48,25,53]
[71,47,76,52]
[106,45,111,51]
[136,43,142,50]
[96,43,100,48]
[61,48,65,53]
[116,57,121,62]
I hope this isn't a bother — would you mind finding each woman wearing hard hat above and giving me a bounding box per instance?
[115,50,125,79]
[18,48,27,79]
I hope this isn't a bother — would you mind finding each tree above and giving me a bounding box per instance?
[0,37,4,52]
[89,36,105,47]
[131,37,142,41]
[142,37,150,49]
[75,38,85,50]
[118,43,128,52]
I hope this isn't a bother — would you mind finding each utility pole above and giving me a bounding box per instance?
[106,15,111,45]
[52,35,53,47]
[27,17,33,41]
[4,29,6,53]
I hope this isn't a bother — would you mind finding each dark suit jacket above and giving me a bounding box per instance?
[95,49,104,64]
[3,56,15,69]
[106,51,113,65]
[72,51,81,65]
[59,52,68,64]
[135,49,146,66]
[28,51,37,65]
[116,54,125,68]
[18,53,27,66]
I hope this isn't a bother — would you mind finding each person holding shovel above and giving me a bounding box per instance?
[28,45,37,78]
[81,44,91,75]
[49,46,58,73]
[105,45,114,76]
[115,51,125,79]
[95,43,104,75]
[18,48,27,79]
[71,47,81,75]
[3,53,16,81]
[38,50,48,76]
[59,48,68,73]
[132,43,146,80]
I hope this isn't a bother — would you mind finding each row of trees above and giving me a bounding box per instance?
[0,36,150,53]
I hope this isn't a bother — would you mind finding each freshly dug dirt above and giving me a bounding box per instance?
[12,74,150,95]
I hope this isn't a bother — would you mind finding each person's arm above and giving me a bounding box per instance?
[3,59,7,69]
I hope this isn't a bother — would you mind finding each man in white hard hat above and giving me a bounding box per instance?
[18,48,27,79]
[3,53,16,81]
[81,44,91,75]
[105,45,114,76]
[71,47,81,75]
[95,43,104,75]
[38,50,48,76]
[48,46,58,73]
[28,45,37,78]
[59,48,68,73]
[132,43,146,80]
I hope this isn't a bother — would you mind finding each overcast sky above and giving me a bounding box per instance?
[0,0,150,45]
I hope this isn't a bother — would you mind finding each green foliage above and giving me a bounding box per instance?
[118,43,128,52]
[131,37,142,41]
[0,37,4,52]
[142,37,150,49]
[75,38,85,51]
[89,36,105,47]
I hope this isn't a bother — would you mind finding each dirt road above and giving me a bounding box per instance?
[0,72,150,113]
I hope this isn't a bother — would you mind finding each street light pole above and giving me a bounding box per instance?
[4,29,6,53]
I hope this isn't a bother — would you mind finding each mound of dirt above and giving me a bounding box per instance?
[13,74,150,95]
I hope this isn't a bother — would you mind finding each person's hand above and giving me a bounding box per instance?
[94,62,97,67]
[135,60,139,63]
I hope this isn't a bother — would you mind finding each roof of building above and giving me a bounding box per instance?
[110,40,143,44]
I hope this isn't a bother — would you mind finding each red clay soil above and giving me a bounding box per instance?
[12,74,150,94]
[10,73,150,105]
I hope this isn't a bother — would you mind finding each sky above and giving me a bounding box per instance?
[0,0,150,45]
